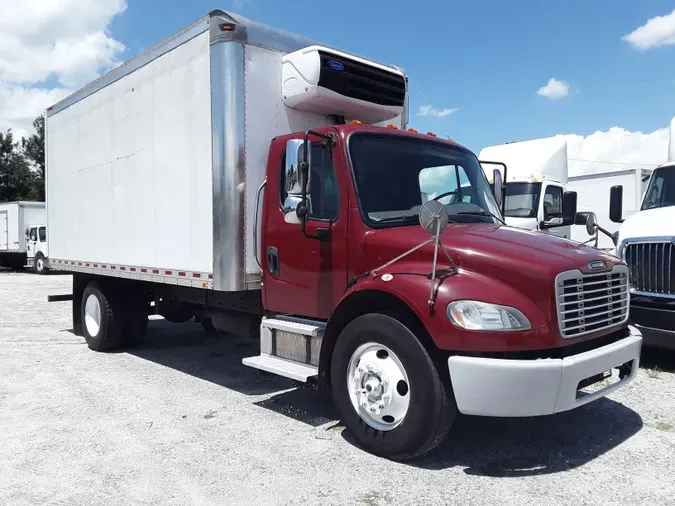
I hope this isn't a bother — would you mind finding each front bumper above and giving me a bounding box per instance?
[630,304,675,351]
[447,325,642,417]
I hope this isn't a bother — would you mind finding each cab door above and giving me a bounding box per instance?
[26,227,38,259]
[539,183,569,238]
[262,132,349,319]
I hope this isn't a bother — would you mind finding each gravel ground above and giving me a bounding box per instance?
[2,271,675,506]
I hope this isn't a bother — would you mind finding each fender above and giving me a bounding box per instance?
[330,259,552,353]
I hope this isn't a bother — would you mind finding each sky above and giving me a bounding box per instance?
[1,0,674,174]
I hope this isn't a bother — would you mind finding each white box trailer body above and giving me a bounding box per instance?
[0,201,46,268]
[568,168,652,250]
[46,10,408,291]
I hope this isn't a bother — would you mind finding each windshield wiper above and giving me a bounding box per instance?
[455,210,506,225]
[373,215,418,224]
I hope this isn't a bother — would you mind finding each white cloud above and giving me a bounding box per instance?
[0,0,127,138]
[537,78,570,100]
[557,124,670,177]
[417,105,457,118]
[622,9,675,50]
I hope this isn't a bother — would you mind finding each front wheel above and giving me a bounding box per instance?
[34,254,48,274]
[330,313,456,461]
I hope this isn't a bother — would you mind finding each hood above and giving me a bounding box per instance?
[364,223,622,326]
[617,207,675,250]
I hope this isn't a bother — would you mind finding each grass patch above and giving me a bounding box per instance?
[203,410,217,420]
[361,491,391,506]
[645,367,662,379]
[656,421,673,432]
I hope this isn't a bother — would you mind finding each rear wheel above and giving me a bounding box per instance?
[330,313,456,461]
[81,281,123,351]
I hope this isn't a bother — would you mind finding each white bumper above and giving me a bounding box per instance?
[448,326,642,417]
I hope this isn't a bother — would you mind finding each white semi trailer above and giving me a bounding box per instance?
[0,201,49,272]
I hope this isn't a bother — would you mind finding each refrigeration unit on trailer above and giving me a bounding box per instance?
[478,137,571,239]
[609,116,675,349]
[0,201,49,272]
[568,168,652,251]
[46,9,642,461]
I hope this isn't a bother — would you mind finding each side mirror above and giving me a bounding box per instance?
[25,227,30,238]
[609,185,624,223]
[562,191,577,226]
[575,211,598,236]
[492,168,503,210]
[283,139,312,224]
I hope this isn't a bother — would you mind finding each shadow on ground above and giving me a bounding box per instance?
[120,318,644,475]
[640,347,675,373]
[342,397,643,476]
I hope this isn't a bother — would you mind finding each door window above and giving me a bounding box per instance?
[280,143,339,221]
[29,228,38,242]
[543,185,563,220]
[38,227,46,242]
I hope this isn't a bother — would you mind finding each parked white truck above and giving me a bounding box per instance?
[479,137,652,251]
[479,137,570,239]
[0,201,49,273]
[609,116,675,349]
[45,9,642,460]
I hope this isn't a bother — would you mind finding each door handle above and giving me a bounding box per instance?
[266,246,279,279]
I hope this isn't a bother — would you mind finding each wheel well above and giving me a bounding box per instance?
[318,290,447,390]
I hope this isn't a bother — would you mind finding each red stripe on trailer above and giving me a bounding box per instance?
[130,267,136,272]
[141,268,147,273]
[193,273,201,278]
[165,270,172,275]
[102,265,107,268]
[120,266,126,271]
[153,269,159,274]
[111,266,116,270]
[208,274,213,279]
[93,264,98,268]
[85,263,90,267]
[178,272,186,277]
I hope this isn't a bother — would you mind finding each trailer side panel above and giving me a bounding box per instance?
[47,31,213,277]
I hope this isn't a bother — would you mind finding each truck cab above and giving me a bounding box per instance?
[25,225,49,273]
[478,137,570,239]
[609,117,675,349]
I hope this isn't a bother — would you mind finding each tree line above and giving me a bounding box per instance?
[0,115,45,202]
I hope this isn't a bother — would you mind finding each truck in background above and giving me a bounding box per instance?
[609,116,675,349]
[569,168,652,251]
[0,201,49,273]
[479,137,571,239]
[46,9,642,461]
[479,138,652,252]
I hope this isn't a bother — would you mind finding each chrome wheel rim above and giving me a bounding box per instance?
[84,293,102,337]
[346,342,411,431]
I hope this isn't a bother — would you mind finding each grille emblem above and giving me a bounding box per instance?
[588,260,606,270]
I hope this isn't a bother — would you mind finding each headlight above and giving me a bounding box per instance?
[447,300,531,331]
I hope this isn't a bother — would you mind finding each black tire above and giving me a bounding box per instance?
[80,281,123,351]
[34,253,48,275]
[201,317,222,335]
[330,313,456,461]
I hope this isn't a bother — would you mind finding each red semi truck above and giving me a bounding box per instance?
[46,10,642,460]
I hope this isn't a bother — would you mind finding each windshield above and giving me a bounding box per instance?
[500,182,541,218]
[642,165,675,211]
[348,133,503,226]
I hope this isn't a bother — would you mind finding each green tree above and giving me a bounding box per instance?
[0,128,41,202]
[23,115,45,178]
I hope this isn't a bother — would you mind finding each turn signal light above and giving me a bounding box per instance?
[427,132,437,137]
[350,120,363,125]
[407,128,418,133]
[386,124,398,129]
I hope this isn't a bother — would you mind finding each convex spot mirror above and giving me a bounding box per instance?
[575,211,598,236]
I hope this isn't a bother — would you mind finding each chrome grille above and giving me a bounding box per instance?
[623,240,674,296]
[556,265,629,338]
